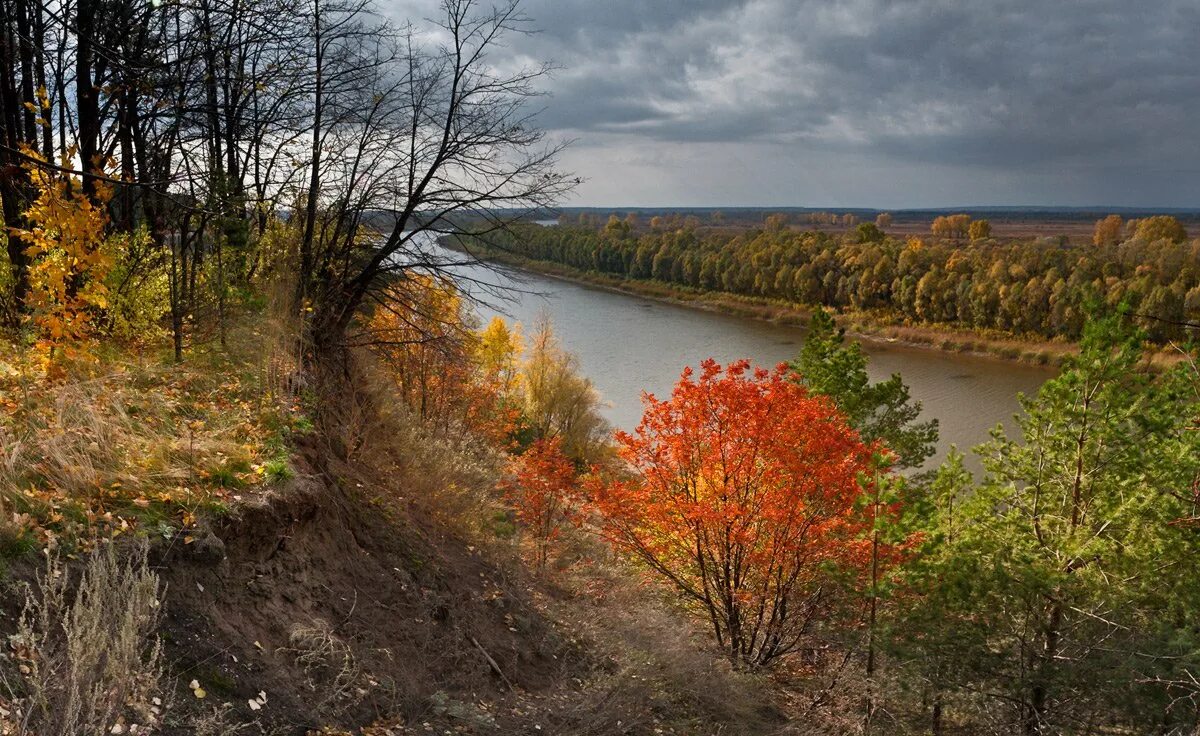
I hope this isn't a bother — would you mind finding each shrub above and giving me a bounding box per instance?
[591,359,885,667]
[285,618,363,717]
[4,541,166,734]
[502,435,577,569]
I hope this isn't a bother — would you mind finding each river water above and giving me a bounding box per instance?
[439,244,1055,474]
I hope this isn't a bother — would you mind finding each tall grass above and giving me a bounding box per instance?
[0,293,305,554]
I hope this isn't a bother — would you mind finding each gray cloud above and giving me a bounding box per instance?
[390,0,1200,206]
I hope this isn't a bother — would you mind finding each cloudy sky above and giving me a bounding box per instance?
[396,0,1200,209]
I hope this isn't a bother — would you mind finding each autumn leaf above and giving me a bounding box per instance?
[502,435,578,569]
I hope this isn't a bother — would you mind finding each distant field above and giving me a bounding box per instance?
[794,218,1146,243]
[536,206,1199,244]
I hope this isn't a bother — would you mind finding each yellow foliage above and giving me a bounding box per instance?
[1134,215,1188,244]
[931,213,971,239]
[521,316,609,464]
[254,213,303,282]
[1093,214,1124,247]
[102,228,171,343]
[15,151,113,364]
[367,274,489,434]
[968,218,992,241]
[0,327,295,554]
[477,316,524,397]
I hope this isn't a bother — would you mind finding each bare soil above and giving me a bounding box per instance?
[153,433,575,734]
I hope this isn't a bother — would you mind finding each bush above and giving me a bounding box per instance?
[4,541,166,735]
[101,228,171,344]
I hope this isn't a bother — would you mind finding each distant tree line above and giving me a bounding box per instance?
[475,214,1200,343]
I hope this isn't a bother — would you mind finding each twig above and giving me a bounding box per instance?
[468,634,515,691]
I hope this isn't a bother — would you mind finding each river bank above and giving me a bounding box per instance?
[447,241,1096,368]
[455,239,1195,371]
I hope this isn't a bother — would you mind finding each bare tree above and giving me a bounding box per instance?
[296,0,573,352]
[1,0,569,365]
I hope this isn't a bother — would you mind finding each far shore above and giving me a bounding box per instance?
[445,239,1186,371]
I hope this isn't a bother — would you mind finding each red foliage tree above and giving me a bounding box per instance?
[504,435,577,569]
[590,359,885,667]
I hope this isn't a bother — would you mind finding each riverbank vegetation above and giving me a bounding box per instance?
[581,308,1200,734]
[461,213,1200,351]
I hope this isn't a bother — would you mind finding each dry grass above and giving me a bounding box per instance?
[522,531,787,735]
[0,322,300,556]
[284,618,365,717]
[294,349,786,734]
[180,702,261,736]
[332,344,801,733]
[313,351,509,544]
[1,541,166,735]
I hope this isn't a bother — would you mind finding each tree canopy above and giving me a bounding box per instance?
[591,359,886,667]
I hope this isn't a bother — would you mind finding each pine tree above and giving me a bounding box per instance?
[791,308,938,469]
[899,313,1200,734]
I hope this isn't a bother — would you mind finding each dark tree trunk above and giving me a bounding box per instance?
[0,0,31,314]
[75,0,103,203]
[296,0,321,308]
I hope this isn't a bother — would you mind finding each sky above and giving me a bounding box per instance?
[390,0,1200,209]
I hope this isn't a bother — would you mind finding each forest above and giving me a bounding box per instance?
[1,0,1200,732]
[471,214,1200,344]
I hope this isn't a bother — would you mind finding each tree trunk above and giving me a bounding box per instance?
[0,0,31,314]
[1026,602,1063,736]
[169,228,184,362]
[75,0,102,203]
[296,0,322,308]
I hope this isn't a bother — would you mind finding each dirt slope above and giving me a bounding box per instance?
[157,438,572,734]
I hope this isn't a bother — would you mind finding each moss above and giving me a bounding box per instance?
[199,669,238,696]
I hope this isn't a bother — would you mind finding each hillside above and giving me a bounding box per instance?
[3,0,1200,732]
[0,321,790,735]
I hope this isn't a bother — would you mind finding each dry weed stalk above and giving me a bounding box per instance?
[285,618,362,715]
[5,541,166,735]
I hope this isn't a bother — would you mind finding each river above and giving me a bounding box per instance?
[439,242,1055,475]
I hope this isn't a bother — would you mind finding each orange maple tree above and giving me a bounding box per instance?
[503,435,577,569]
[590,359,887,667]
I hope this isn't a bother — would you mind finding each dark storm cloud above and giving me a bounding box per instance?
[391,0,1200,205]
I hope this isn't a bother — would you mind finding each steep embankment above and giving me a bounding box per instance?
[152,436,785,735]
[156,435,571,734]
[0,331,785,735]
